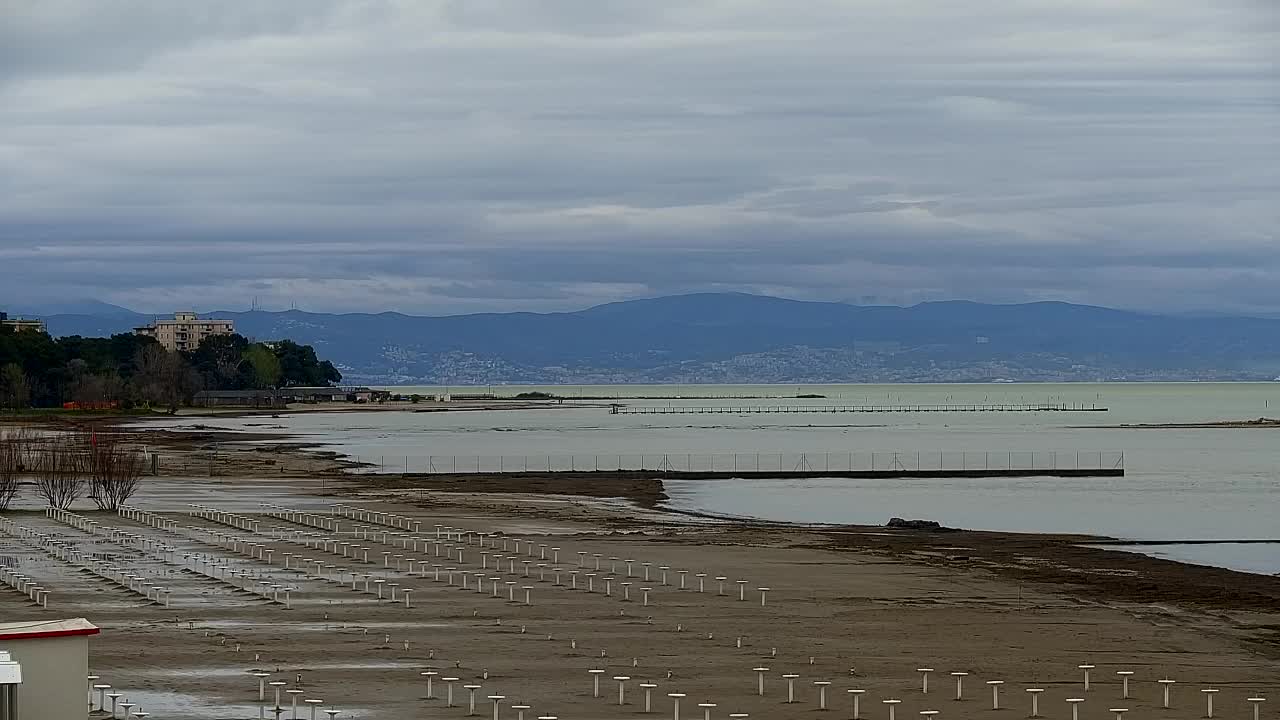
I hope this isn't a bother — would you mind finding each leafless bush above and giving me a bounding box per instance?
[87,434,144,510]
[0,364,31,409]
[0,426,34,510]
[135,345,197,413]
[34,436,86,510]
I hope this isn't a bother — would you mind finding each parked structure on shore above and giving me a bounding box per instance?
[278,386,387,403]
[192,390,288,409]
[191,386,388,408]
[134,312,234,352]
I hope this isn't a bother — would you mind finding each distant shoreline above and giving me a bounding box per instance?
[1075,418,1280,429]
[371,376,1280,386]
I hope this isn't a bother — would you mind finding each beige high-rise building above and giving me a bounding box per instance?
[0,312,45,333]
[134,311,235,352]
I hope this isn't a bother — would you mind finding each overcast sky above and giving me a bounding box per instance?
[2,1,1277,316]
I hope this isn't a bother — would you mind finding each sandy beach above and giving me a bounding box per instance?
[0,417,1276,719]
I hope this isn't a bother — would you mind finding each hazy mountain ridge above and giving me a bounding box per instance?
[23,293,1280,384]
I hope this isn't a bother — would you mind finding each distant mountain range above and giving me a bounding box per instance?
[15,293,1280,384]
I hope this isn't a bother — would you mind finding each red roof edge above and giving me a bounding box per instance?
[0,627,101,641]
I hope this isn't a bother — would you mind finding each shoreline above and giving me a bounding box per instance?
[6,416,1278,611]
[349,468,1280,611]
[3,414,1279,717]
[4,472,1275,719]
[1074,418,1280,429]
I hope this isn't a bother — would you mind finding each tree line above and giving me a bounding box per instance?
[0,325,341,411]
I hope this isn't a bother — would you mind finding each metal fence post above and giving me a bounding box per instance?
[326,447,1119,477]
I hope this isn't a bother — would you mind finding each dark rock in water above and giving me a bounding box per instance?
[887,517,943,530]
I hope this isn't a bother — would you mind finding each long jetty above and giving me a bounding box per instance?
[405,467,1125,482]
[610,402,1107,415]
[366,449,1125,477]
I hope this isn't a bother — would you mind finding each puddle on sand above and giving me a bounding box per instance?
[191,619,453,631]
[135,660,425,679]
[117,689,371,718]
[102,689,264,719]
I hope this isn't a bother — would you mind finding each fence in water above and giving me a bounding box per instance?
[347,450,1126,476]
[609,402,1108,414]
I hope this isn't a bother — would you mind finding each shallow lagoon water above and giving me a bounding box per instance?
[1088,543,1278,575]
[661,476,1279,575]
[144,382,1280,573]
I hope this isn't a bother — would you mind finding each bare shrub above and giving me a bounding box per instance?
[34,436,86,510]
[0,364,31,409]
[135,346,197,413]
[87,434,144,510]
[0,426,34,510]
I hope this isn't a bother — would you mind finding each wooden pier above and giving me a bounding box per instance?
[609,402,1107,415]
[408,467,1124,482]
[391,450,1125,476]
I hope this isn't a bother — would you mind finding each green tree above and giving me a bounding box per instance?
[184,333,250,390]
[272,340,342,386]
[0,317,340,407]
[243,344,283,389]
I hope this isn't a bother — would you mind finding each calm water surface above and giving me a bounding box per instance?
[144,383,1279,574]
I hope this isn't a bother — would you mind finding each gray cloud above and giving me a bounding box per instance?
[1,0,1277,315]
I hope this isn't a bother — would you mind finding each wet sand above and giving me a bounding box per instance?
[1,423,1277,719]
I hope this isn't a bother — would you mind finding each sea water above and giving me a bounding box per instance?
[141,382,1280,573]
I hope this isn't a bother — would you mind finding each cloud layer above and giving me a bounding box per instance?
[2,1,1277,314]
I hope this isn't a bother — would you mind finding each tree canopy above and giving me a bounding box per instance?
[272,339,341,387]
[0,323,341,409]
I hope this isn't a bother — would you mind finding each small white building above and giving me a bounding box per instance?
[1,649,20,720]
[0,618,99,720]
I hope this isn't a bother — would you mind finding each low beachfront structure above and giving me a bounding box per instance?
[278,386,387,403]
[192,389,287,409]
[0,618,100,720]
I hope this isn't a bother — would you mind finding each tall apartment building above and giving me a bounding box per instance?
[0,311,46,333]
[134,311,235,352]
